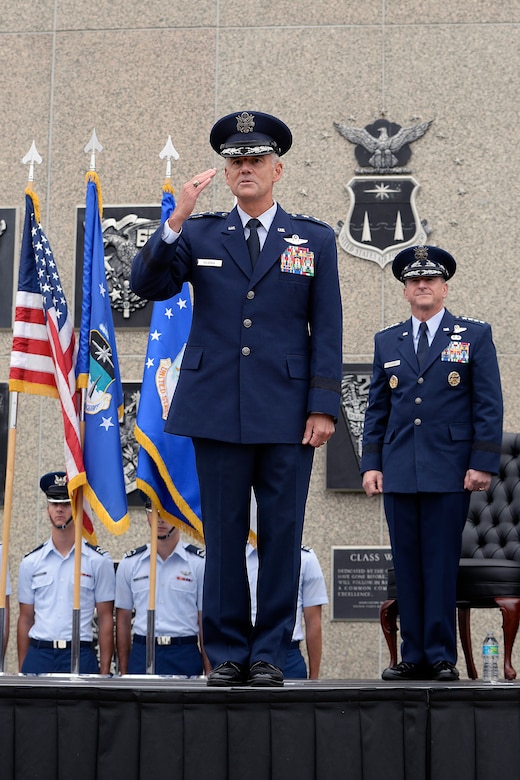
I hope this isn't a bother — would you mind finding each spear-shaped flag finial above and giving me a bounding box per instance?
[22,141,42,185]
[84,129,103,172]
[159,135,180,182]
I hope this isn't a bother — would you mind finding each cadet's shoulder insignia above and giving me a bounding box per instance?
[185,544,205,558]
[124,544,148,558]
[190,211,229,220]
[456,315,487,326]
[24,542,45,558]
[379,320,405,333]
[86,542,110,556]
[301,544,313,553]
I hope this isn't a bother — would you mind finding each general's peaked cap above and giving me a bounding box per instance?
[210,111,292,157]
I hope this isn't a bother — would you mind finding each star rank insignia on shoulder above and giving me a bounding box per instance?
[379,320,406,333]
[290,213,330,228]
[456,315,487,326]
[190,211,229,220]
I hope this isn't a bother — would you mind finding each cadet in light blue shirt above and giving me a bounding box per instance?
[17,471,115,674]
[115,499,208,676]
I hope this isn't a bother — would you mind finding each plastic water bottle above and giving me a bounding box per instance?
[482,630,499,681]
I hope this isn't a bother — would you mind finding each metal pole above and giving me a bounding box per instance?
[146,504,159,674]
[70,488,85,675]
[0,391,19,671]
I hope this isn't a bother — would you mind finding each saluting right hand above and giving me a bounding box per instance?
[167,168,218,232]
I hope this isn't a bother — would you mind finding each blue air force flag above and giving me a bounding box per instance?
[134,184,203,543]
[77,173,129,534]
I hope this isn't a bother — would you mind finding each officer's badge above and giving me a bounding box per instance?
[389,375,398,389]
[448,371,461,386]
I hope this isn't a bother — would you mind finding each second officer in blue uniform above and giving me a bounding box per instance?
[131,111,343,686]
[361,245,503,681]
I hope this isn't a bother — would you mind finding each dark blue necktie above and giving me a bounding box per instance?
[246,218,261,268]
[416,321,429,369]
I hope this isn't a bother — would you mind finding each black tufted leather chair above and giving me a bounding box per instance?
[380,432,520,680]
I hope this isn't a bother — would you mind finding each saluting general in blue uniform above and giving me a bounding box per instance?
[131,111,343,686]
[361,245,503,682]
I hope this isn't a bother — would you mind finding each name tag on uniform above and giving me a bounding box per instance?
[197,258,222,267]
[441,342,470,363]
[384,360,401,368]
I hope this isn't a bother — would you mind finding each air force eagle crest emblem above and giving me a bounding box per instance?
[334,118,432,267]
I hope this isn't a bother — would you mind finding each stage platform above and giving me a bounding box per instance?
[0,674,519,780]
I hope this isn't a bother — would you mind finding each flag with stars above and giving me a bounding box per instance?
[76,173,129,535]
[9,188,96,542]
[134,183,203,543]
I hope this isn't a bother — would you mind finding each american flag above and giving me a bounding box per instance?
[9,189,95,541]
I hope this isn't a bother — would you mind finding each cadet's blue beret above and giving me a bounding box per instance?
[40,471,70,503]
[392,245,456,282]
[210,111,292,157]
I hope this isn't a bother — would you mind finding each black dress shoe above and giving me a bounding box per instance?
[247,661,284,687]
[431,661,459,682]
[382,661,429,681]
[207,661,247,687]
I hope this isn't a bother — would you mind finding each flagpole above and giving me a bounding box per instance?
[1,146,44,671]
[0,392,18,671]
[69,127,100,676]
[71,484,84,676]
[71,133,103,675]
[143,137,179,675]
[71,387,88,674]
[146,503,159,674]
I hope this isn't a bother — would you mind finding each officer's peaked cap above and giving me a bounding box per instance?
[210,111,292,158]
[392,245,456,282]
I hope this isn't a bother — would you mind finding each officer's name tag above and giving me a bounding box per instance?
[197,258,222,267]
[384,360,400,368]
[280,246,314,276]
[441,342,470,363]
